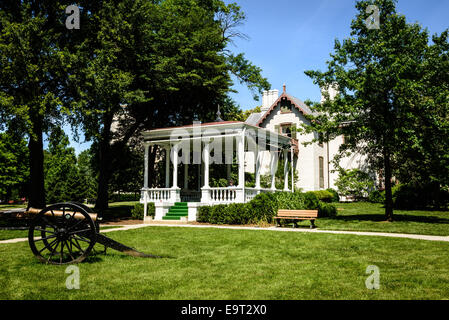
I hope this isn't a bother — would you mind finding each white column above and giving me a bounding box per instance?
[283,149,289,191]
[270,151,278,190]
[165,146,170,188]
[291,147,294,192]
[203,143,210,188]
[172,144,179,188]
[201,143,210,203]
[255,144,261,189]
[144,144,149,189]
[237,132,245,188]
[184,163,189,190]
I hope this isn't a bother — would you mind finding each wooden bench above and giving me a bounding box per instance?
[274,210,318,229]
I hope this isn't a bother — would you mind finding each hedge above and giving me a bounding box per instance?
[197,191,337,225]
[131,202,155,220]
[309,190,335,203]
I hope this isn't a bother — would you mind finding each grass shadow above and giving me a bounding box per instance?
[333,214,449,224]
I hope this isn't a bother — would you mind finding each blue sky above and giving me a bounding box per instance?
[65,0,449,155]
[226,0,449,110]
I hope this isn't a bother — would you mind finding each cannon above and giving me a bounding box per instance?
[26,202,160,265]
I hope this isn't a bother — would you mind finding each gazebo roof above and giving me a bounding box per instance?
[142,121,292,148]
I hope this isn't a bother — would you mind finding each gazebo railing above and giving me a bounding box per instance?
[208,187,239,204]
[141,188,172,202]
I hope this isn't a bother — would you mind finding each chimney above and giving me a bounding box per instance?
[261,89,279,112]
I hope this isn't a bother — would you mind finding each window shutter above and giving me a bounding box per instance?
[290,124,297,139]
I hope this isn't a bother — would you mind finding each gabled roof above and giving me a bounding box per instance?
[255,90,316,127]
[245,112,264,126]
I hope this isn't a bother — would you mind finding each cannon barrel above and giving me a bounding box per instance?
[26,207,98,222]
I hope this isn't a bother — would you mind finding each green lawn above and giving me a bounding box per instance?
[314,202,449,236]
[0,226,448,300]
[0,204,26,210]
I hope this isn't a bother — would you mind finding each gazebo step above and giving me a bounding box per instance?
[163,203,189,220]
[165,212,188,217]
[169,208,188,212]
[162,216,183,220]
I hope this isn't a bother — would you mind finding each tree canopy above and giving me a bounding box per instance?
[302,0,449,220]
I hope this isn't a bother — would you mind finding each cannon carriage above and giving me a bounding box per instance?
[26,202,159,265]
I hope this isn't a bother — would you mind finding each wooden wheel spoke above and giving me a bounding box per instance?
[60,240,65,263]
[72,235,91,244]
[34,234,57,242]
[70,237,85,254]
[64,240,76,260]
[67,218,86,232]
[68,228,92,235]
[47,240,60,263]
[38,238,58,254]
[35,227,56,235]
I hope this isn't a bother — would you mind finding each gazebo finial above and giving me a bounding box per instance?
[215,104,223,122]
[283,83,286,93]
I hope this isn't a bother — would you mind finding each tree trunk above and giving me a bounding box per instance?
[384,149,394,221]
[95,114,113,211]
[28,116,46,209]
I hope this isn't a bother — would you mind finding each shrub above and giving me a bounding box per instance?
[318,201,337,217]
[247,192,278,223]
[208,204,229,224]
[275,191,306,210]
[197,206,211,222]
[304,192,320,210]
[326,188,340,202]
[311,190,335,203]
[335,169,375,200]
[131,202,155,220]
[197,190,338,225]
[368,189,385,204]
[109,193,140,202]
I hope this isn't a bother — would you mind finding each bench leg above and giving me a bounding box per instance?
[294,221,298,228]
[310,220,316,229]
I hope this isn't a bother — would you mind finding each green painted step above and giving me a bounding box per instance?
[163,203,188,220]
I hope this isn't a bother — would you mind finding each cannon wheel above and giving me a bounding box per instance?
[28,203,97,265]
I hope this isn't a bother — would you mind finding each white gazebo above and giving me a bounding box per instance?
[140,120,294,222]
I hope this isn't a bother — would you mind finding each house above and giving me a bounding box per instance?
[140,84,366,222]
[245,84,367,192]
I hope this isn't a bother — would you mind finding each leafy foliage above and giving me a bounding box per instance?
[0,132,29,201]
[301,0,449,220]
[197,191,337,225]
[335,169,375,201]
[131,202,155,220]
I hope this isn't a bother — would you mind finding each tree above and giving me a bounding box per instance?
[0,1,73,208]
[393,30,449,191]
[0,132,29,202]
[44,126,78,203]
[302,0,446,221]
[68,0,270,210]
